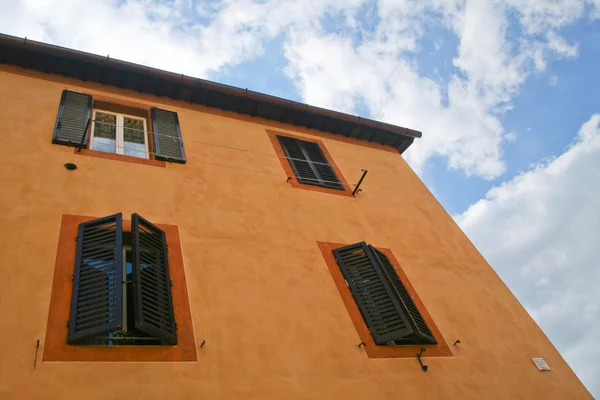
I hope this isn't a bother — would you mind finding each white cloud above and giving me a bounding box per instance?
[504,0,585,34]
[281,0,589,178]
[546,31,579,57]
[456,114,600,396]
[590,0,600,18]
[0,0,363,78]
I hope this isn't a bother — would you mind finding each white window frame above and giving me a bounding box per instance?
[90,110,149,159]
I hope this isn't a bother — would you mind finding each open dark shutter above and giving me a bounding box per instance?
[333,242,436,345]
[278,136,343,190]
[68,213,123,344]
[151,108,186,163]
[52,90,92,147]
[370,246,436,344]
[131,214,177,344]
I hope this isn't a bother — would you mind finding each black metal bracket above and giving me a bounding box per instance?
[200,339,206,348]
[352,169,368,196]
[453,340,461,346]
[77,118,91,152]
[33,339,39,369]
[357,342,366,349]
[417,348,428,372]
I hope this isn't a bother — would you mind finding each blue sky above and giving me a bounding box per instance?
[1,0,599,396]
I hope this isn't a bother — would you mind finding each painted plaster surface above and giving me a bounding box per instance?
[0,66,592,399]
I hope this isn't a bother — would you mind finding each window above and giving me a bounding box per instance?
[90,110,149,159]
[52,90,187,163]
[332,242,436,346]
[68,213,176,346]
[277,135,344,190]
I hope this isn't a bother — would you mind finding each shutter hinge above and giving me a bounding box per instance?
[74,235,79,242]
[170,280,173,287]
[66,320,70,328]
[71,274,74,282]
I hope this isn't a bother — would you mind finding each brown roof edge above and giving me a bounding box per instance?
[0,33,422,151]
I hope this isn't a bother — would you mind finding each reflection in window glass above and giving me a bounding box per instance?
[123,117,146,158]
[92,112,117,153]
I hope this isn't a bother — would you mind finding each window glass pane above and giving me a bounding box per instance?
[123,117,146,158]
[92,112,117,153]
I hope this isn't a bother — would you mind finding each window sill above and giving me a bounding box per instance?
[74,148,166,168]
[317,241,453,358]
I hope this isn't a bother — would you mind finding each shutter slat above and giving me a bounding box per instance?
[132,214,177,345]
[333,242,436,345]
[151,108,186,163]
[53,90,92,147]
[68,213,123,344]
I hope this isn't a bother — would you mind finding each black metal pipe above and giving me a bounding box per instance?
[77,118,91,152]
[352,169,368,196]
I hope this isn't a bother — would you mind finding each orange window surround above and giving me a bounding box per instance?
[317,241,453,358]
[73,97,166,168]
[43,214,197,362]
[266,129,354,197]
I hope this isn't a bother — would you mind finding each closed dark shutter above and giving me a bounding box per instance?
[52,90,92,147]
[333,242,436,345]
[131,214,177,344]
[68,213,123,344]
[302,141,342,189]
[277,136,343,190]
[151,108,186,163]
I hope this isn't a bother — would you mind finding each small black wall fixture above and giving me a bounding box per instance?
[357,342,366,349]
[417,348,428,372]
[64,163,77,170]
[453,340,461,346]
[352,169,368,196]
[200,339,206,349]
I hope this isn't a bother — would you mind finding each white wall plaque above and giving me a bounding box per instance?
[532,358,551,371]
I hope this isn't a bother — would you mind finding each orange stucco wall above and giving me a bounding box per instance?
[0,65,592,399]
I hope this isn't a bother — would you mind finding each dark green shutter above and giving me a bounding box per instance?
[302,141,343,189]
[68,213,123,344]
[333,242,436,345]
[151,108,186,163]
[131,214,177,344]
[277,136,343,190]
[52,90,92,147]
